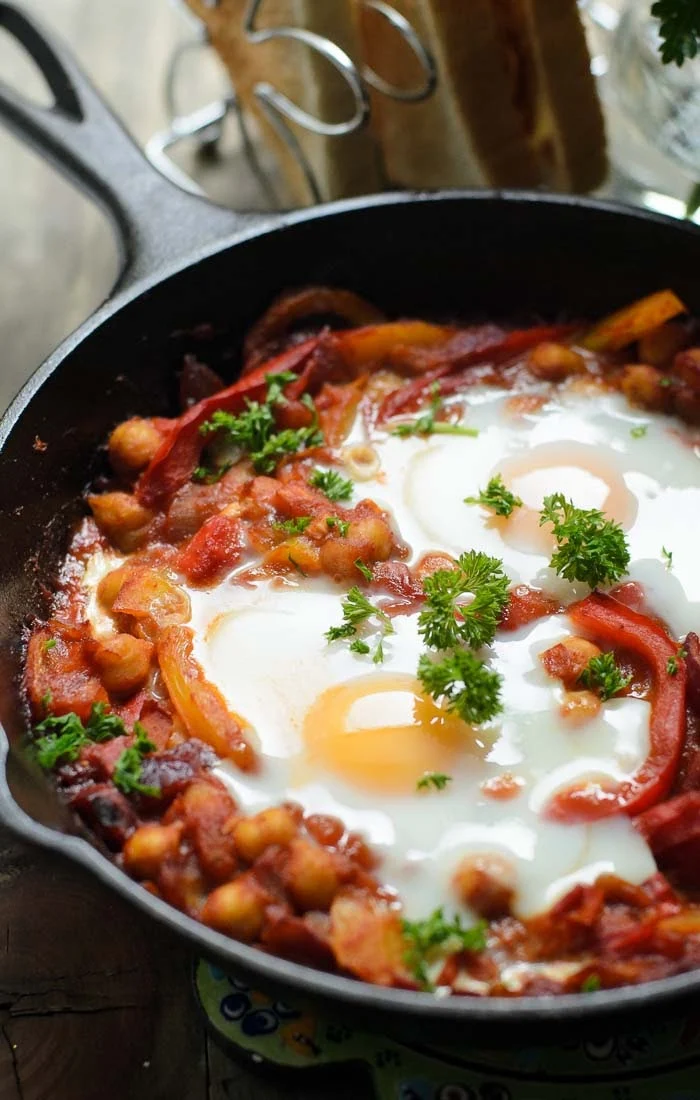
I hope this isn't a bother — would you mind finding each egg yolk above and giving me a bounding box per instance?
[301,674,474,794]
[494,443,638,555]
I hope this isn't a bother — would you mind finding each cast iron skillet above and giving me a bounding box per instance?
[1,1,700,1045]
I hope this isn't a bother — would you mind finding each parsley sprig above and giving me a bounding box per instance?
[419,552,510,651]
[33,702,127,770]
[309,467,354,502]
[418,650,502,725]
[113,724,159,798]
[403,908,488,988]
[667,647,687,676]
[391,384,479,439]
[325,586,395,663]
[275,516,312,537]
[465,475,523,518]
[652,0,700,65]
[540,494,630,588]
[579,652,632,701]
[199,404,322,476]
[417,772,452,792]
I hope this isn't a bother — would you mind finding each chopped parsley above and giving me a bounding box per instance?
[667,648,687,676]
[630,425,648,439]
[391,384,479,439]
[309,467,354,502]
[403,908,487,988]
[192,461,232,485]
[662,546,674,570]
[288,554,307,577]
[465,475,523,518]
[540,493,630,588]
[275,516,312,537]
[579,652,632,701]
[326,586,394,663]
[417,772,452,792]
[265,369,297,405]
[199,399,322,476]
[418,551,510,651]
[354,559,374,582]
[418,650,502,725]
[34,703,136,772]
[42,638,57,653]
[581,974,602,993]
[112,723,159,798]
[326,516,350,538]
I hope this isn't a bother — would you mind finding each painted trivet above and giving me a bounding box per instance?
[195,960,700,1099]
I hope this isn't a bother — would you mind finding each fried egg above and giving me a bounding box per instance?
[85,382,700,922]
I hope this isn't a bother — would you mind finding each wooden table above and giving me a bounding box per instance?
[0,4,359,1097]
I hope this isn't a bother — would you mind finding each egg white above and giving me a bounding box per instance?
[83,383,700,924]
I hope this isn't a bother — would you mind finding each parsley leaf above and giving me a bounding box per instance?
[418,552,510,651]
[417,772,452,792]
[326,516,350,538]
[42,638,57,653]
[266,369,297,405]
[581,974,602,993]
[326,586,394,661]
[465,475,523,518]
[354,559,374,582]
[275,516,312,536]
[403,908,487,988]
[667,648,687,675]
[192,462,232,485]
[392,383,479,439]
[199,402,322,475]
[309,468,354,502]
[418,650,502,725]
[579,652,632,701]
[349,639,371,655]
[540,493,630,588]
[662,546,674,570]
[33,702,127,771]
[652,0,700,65]
[112,723,159,798]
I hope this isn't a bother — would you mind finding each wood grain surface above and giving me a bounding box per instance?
[0,4,364,1097]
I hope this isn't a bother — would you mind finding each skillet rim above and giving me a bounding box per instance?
[3,187,700,1028]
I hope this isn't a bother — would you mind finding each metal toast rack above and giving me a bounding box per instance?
[148,0,437,207]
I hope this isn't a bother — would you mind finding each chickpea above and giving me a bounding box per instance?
[305,814,344,847]
[233,807,298,864]
[673,348,700,393]
[200,873,267,941]
[560,689,601,724]
[453,853,516,918]
[527,343,586,381]
[638,322,687,367]
[108,417,164,477]
[319,516,393,582]
[619,364,666,412]
[282,838,340,912]
[89,633,153,696]
[97,564,130,612]
[123,822,182,879]
[540,636,602,688]
[88,492,154,552]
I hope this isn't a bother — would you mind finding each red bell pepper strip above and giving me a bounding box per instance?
[136,336,322,508]
[377,324,578,424]
[544,592,686,824]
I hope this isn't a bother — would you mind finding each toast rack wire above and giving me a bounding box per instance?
[146,0,437,206]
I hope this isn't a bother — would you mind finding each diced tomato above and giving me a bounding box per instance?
[177,512,245,586]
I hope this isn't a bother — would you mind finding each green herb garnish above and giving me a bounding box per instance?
[265,369,297,405]
[630,425,648,439]
[288,554,307,577]
[192,461,232,485]
[662,546,674,570]
[354,559,374,582]
[652,0,700,65]
[349,639,371,655]
[418,551,510,651]
[667,648,687,676]
[418,650,502,725]
[42,638,57,653]
[403,908,487,988]
[540,493,630,588]
[199,401,322,476]
[392,384,479,439]
[581,974,602,993]
[112,722,159,798]
[465,475,523,518]
[34,703,130,771]
[275,516,312,537]
[309,467,354,502]
[326,516,350,538]
[579,652,632,701]
[417,772,452,792]
[326,586,394,662]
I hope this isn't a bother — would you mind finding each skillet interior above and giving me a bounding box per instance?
[2,191,700,1044]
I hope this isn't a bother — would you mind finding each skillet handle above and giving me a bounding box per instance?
[0,3,268,292]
